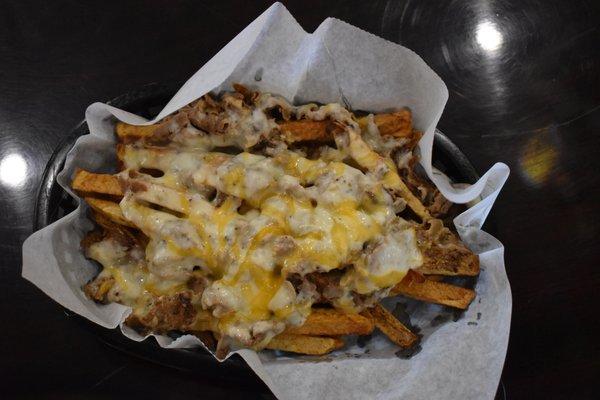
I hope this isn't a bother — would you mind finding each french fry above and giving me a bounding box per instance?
[85,197,134,228]
[418,251,480,277]
[266,334,344,355]
[285,308,374,336]
[279,120,341,143]
[373,109,413,137]
[343,131,431,221]
[112,109,410,144]
[116,143,173,168]
[391,180,432,221]
[116,110,414,145]
[279,110,415,143]
[76,170,190,224]
[128,179,189,215]
[91,210,149,250]
[358,109,413,138]
[115,121,158,142]
[75,170,188,213]
[72,169,123,197]
[392,270,475,309]
[363,304,418,348]
[422,274,445,282]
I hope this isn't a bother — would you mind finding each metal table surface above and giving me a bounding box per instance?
[1,1,598,399]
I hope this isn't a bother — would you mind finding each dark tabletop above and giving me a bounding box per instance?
[2,1,599,399]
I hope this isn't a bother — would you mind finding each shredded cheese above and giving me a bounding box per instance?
[89,90,423,347]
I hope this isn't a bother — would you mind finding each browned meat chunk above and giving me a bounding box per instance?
[126,291,197,334]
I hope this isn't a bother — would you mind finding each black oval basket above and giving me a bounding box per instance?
[34,82,480,382]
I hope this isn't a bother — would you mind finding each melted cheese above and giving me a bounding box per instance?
[87,239,186,314]
[92,92,423,347]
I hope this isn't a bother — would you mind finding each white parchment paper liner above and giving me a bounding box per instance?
[23,3,511,399]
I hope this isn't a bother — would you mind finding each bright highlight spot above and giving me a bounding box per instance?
[476,21,503,52]
[0,153,28,187]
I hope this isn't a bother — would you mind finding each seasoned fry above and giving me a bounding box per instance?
[285,308,374,336]
[363,304,419,348]
[339,128,432,221]
[85,197,134,228]
[266,334,344,355]
[279,120,341,143]
[374,109,413,137]
[115,121,158,142]
[116,177,189,216]
[116,110,413,144]
[116,119,330,144]
[392,270,475,309]
[390,178,432,221]
[75,170,189,217]
[422,274,445,282]
[418,252,479,277]
[358,109,413,138]
[89,210,148,250]
[72,169,123,197]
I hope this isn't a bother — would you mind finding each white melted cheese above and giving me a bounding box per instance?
[87,238,186,312]
[93,92,424,347]
[342,223,423,295]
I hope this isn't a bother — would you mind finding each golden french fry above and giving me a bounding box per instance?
[392,270,475,309]
[374,109,413,137]
[266,334,344,355]
[117,109,414,144]
[354,110,429,221]
[72,169,123,197]
[117,143,174,169]
[422,274,445,282]
[392,181,432,221]
[418,251,480,277]
[280,110,414,144]
[92,211,148,251]
[358,109,413,138]
[345,133,431,221]
[127,179,189,215]
[75,170,187,214]
[85,197,134,228]
[285,308,374,336]
[278,120,341,143]
[115,121,158,143]
[363,304,418,348]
